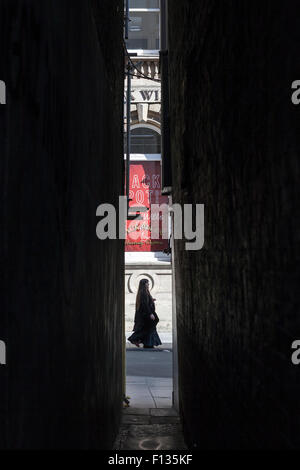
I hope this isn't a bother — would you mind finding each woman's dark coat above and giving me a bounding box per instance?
[128,294,161,348]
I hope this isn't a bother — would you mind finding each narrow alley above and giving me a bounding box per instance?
[0,0,299,454]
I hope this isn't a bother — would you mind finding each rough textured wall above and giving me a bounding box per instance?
[0,0,124,449]
[169,0,300,449]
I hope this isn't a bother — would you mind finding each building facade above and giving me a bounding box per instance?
[124,1,172,337]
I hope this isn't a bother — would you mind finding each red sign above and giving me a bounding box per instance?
[125,161,169,252]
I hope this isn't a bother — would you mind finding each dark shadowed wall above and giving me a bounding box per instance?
[0,0,124,449]
[168,0,300,449]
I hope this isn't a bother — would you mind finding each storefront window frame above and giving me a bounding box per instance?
[124,123,161,160]
[127,6,160,55]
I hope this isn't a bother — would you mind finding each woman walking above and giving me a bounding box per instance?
[128,279,162,348]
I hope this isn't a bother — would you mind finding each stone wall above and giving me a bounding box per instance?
[125,261,172,334]
[0,0,124,449]
[168,0,300,449]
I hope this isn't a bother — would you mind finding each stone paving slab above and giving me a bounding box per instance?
[115,420,187,451]
[150,390,173,398]
[150,408,178,417]
[122,434,186,451]
[115,409,186,450]
[150,416,180,424]
[122,408,180,426]
[146,378,172,386]
[153,398,173,408]
[123,407,151,415]
[130,399,156,408]
[126,375,173,408]
[122,414,151,425]
[126,423,184,438]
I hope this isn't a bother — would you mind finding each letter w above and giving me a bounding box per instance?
[140,90,153,101]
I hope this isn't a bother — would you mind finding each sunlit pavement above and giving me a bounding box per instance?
[126,348,173,408]
[127,376,172,409]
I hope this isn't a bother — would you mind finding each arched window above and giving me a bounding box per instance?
[131,127,161,153]
[124,126,161,154]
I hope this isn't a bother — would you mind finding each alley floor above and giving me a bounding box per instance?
[114,408,186,450]
[114,346,187,450]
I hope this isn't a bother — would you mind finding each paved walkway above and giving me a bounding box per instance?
[114,408,187,450]
[113,346,186,450]
[126,348,173,408]
[127,375,173,408]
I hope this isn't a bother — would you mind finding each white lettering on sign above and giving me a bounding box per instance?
[124,88,161,103]
[136,190,144,205]
[142,174,150,189]
[152,174,160,189]
[146,190,154,203]
[132,174,140,189]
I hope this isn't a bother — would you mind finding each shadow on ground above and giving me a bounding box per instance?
[114,408,186,450]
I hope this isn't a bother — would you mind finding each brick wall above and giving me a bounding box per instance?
[0,0,124,449]
[169,0,300,449]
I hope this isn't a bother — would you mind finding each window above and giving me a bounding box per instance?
[130,0,159,7]
[125,127,161,154]
[126,1,160,52]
